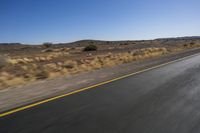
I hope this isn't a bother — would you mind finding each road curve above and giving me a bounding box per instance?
[1,54,200,133]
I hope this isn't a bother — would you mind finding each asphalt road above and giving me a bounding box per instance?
[1,54,200,133]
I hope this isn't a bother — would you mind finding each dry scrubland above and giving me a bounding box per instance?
[0,38,200,89]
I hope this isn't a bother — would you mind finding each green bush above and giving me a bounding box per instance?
[43,42,53,48]
[84,44,98,51]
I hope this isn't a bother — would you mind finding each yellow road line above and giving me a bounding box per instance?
[0,52,199,118]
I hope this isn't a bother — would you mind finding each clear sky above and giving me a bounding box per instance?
[0,0,199,44]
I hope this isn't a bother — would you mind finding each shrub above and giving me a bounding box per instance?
[35,70,49,79]
[190,42,195,46]
[84,44,98,51]
[63,60,77,69]
[43,42,53,48]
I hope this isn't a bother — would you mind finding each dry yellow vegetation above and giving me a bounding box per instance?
[0,42,199,90]
[0,47,168,89]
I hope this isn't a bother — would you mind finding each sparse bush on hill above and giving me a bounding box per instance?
[84,44,98,51]
[43,42,53,48]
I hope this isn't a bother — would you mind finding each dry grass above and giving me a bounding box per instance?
[0,44,199,89]
[0,56,8,69]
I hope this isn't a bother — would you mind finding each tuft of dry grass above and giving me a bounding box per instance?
[4,77,26,87]
[63,60,78,69]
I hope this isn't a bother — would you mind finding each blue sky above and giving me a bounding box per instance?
[0,0,199,44]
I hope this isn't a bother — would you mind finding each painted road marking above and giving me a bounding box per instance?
[0,52,200,118]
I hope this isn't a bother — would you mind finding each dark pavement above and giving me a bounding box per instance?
[1,54,200,133]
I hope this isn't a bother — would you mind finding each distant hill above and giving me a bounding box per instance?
[0,43,22,45]
[0,36,199,46]
[156,36,200,41]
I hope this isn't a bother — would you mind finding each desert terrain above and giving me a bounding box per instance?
[0,37,200,90]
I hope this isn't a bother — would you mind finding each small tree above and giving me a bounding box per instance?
[43,42,53,48]
[84,44,98,51]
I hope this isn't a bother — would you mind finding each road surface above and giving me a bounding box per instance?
[1,54,200,133]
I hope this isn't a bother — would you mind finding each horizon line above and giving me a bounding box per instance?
[0,35,200,45]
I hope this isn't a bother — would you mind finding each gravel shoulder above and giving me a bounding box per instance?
[0,48,200,113]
